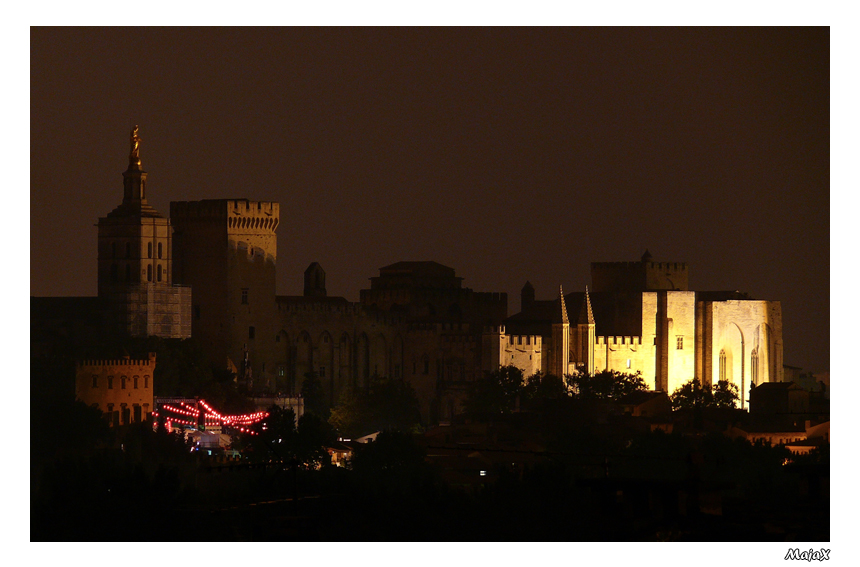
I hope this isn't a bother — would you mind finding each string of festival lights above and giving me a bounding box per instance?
[153,399,268,435]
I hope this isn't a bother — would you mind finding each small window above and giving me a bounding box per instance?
[144,376,149,388]
[157,264,162,282]
[157,242,163,259]
[108,376,114,389]
[92,375,98,388]
[626,359,632,369]
[133,376,139,389]
[249,326,255,339]
[241,289,249,304]
[676,336,684,350]
[121,376,127,389]
[147,265,152,282]
[319,366,326,377]
[147,242,152,258]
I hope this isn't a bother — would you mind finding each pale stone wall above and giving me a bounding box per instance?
[664,291,697,396]
[594,335,655,384]
[76,354,156,425]
[501,333,543,377]
[700,299,784,409]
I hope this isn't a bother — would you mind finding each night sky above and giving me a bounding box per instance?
[30,27,829,373]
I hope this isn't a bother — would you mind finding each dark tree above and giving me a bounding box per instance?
[670,378,713,411]
[566,370,647,401]
[712,379,740,409]
[521,372,569,408]
[463,366,526,417]
[329,376,422,438]
[301,371,329,419]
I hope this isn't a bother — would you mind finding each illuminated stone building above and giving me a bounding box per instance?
[44,130,785,422]
[75,353,156,425]
[489,251,783,409]
[97,126,191,338]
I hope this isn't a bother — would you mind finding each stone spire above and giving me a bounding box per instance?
[578,286,595,325]
[554,285,569,324]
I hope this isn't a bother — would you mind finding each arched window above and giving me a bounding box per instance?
[133,376,139,389]
[121,376,127,389]
[750,349,759,386]
[148,242,153,258]
[719,349,727,382]
[157,264,162,282]
[107,376,113,389]
[144,376,149,388]
[157,242,163,259]
[147,265,152,282]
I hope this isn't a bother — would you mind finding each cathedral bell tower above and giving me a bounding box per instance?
[97,126,191,338]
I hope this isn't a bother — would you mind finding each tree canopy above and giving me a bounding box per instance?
[670,378,739,411]
[328,376,422,438]
[566,370,647,401]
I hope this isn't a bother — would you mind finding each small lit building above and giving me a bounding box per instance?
[75,353,155,425]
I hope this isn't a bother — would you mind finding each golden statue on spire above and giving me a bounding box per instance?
[129,125,142,166]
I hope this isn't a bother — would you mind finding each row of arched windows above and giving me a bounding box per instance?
[110,241,164,259]
[92,374,150,389]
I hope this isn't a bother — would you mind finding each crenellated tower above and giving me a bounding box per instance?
[171,198,280,388]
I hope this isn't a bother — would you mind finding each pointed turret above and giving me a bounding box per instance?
[521,281,535,309]
[553,285,569,324]
[641,249,653,263]
[575,285,596,375]
[577,286,595,325]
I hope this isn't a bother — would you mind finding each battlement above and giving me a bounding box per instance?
[596,336,643,347]
[276,297,361,315]
[591,256,689,292]
[505,334,542,348]
[78,352,157,368]
[483,324,507,334]
[170,199,280,233]
[591,261,688,271]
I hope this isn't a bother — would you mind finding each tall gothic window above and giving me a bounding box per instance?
[157,264,162,282]
[157,242,163,259]
[751,349,759,385]
[147,265,153,282]
[719,349,727,382]
[148,242,153,258]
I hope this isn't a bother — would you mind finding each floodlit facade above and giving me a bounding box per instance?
[491,251,783,409]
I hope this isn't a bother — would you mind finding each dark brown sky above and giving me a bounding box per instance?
[30,27,829,372]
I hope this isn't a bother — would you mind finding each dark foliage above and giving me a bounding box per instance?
[328,376,422,437]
